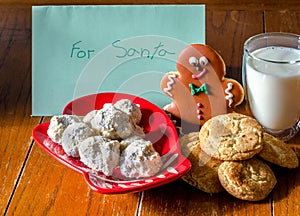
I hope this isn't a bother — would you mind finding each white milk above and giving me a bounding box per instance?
[245,46,300,130]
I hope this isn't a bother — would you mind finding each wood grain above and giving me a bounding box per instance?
[140,180,272,216]
[1,0,300,10]
[264,10,300,216]
[6,143,141,215]
[265,10,300,34]
[206,10,263,82]
[0,7,42,215]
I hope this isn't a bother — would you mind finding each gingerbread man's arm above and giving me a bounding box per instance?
[160,71,181,118]
[160,71,200,125]
[222,78,245,109]
[160,71,179,98]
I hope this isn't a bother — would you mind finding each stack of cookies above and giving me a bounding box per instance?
[180,113,299,201]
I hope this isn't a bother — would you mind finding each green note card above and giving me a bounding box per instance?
[32,5,205,116]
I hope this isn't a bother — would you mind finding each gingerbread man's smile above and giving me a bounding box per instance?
[189,56,209,79]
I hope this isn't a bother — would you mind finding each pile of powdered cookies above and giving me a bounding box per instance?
[180,112,299,201]
[47,99,163,179]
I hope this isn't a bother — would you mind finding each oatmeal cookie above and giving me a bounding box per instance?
[180,133,224,193]
[218,158,277,201]
[179,132,200,157]
[199,113,263,161]
[258,133,299,168]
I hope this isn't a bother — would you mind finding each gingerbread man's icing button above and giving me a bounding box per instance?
[197,110,203,114]
[197,115,204,120]
[197,103,203,108]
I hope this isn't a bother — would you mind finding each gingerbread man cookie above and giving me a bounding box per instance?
[160,44,244,128]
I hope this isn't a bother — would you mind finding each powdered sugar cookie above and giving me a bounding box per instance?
[78,136,120,176]
[83,110,99,126]
[114,99,142,124]
[120,140,162,178]
[119,134,145,152]
[61,122,95,157]
[47,115,82,144]
[89,104,142,140]
[161,44,244,128]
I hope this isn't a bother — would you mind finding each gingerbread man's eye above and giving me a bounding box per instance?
[189,56,198,66]
[199,56,208,66]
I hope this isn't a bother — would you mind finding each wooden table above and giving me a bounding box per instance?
[1,2,300,215]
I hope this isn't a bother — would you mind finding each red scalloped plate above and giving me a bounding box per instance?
[32,92,191,194]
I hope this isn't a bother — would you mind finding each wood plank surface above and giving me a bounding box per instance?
[140,181,273,216]
[6,140,141,215]
[0,6,42,214]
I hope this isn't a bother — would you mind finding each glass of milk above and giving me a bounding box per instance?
[243,32,300,141]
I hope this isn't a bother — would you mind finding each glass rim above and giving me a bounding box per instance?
[244,32,300,64]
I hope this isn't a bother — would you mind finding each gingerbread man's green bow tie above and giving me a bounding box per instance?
[189,83,209,95]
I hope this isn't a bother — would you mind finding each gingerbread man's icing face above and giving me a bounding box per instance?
[188,56,209,79]
[161,44,244,129]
